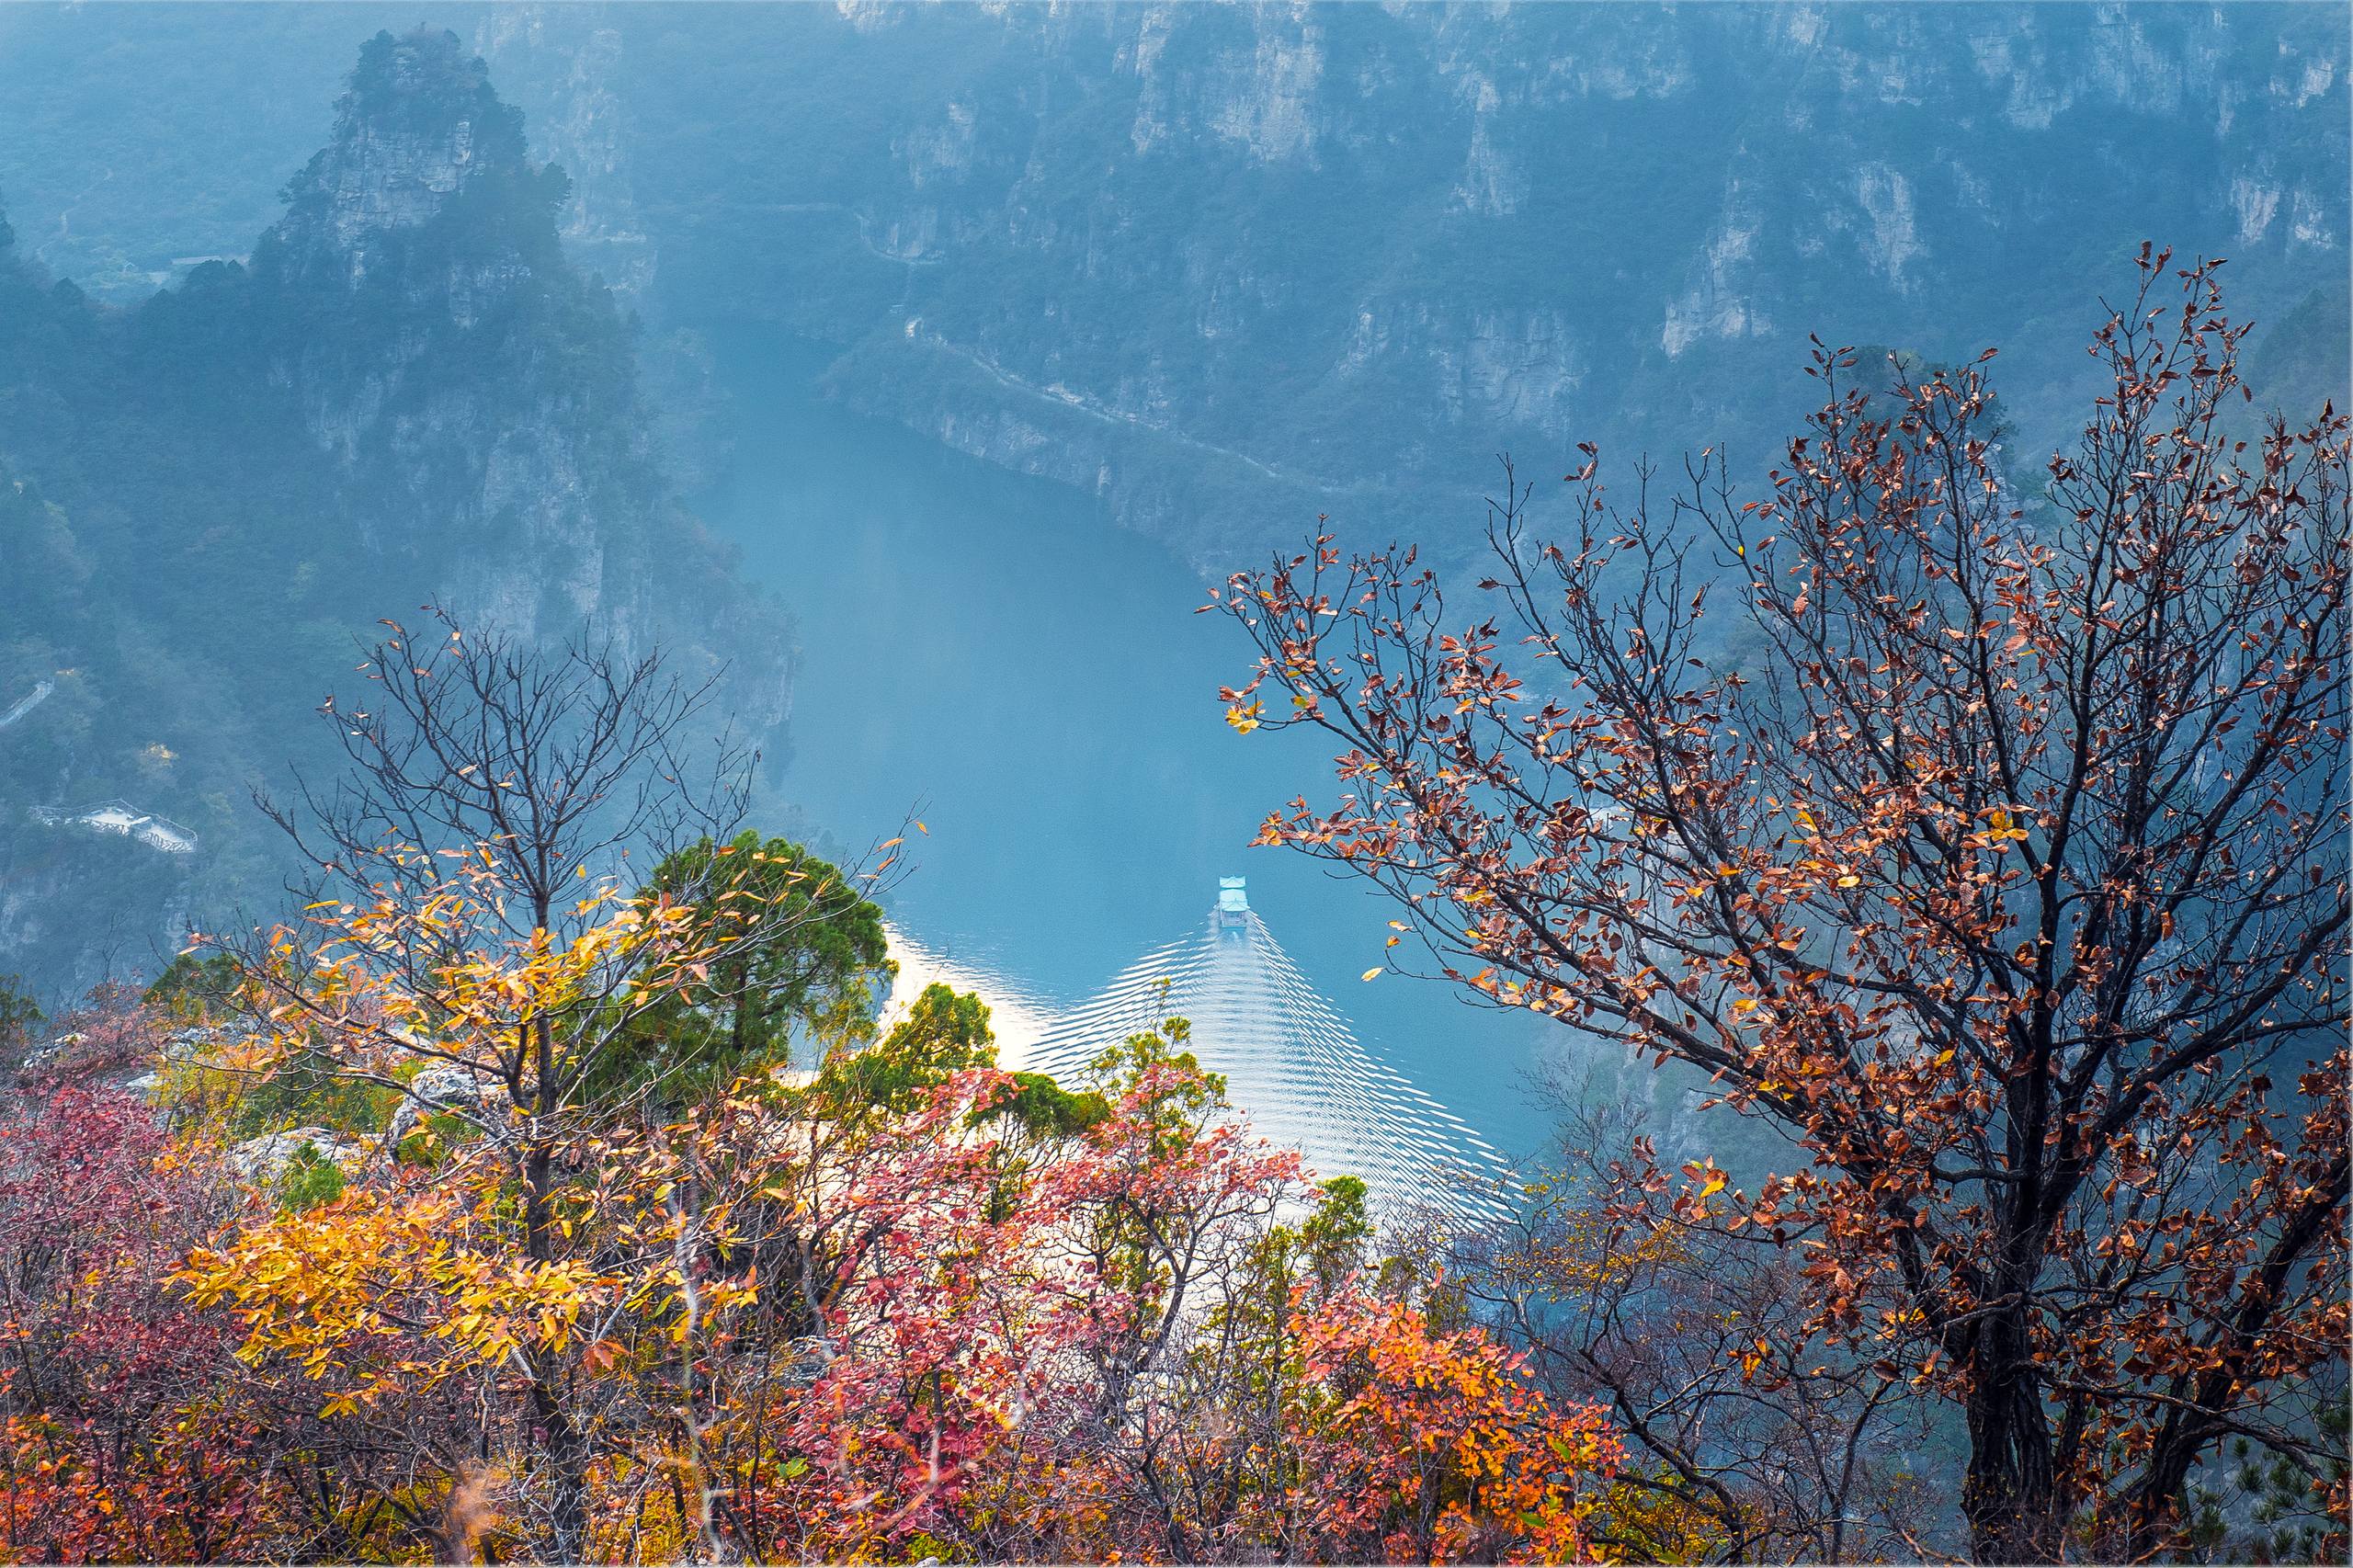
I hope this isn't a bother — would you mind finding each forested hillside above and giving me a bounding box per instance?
[3,3,2345,560]
[0,29,790,997]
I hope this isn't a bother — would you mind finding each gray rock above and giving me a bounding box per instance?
[228,1127,359,1185]
[779,1335,836,1389]
[387,1064,516,1146]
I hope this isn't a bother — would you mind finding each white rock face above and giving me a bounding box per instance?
[1852,163,1923,290]
[1127,6,1176,154]
[2234,177,2283,244]
[723,0,2334,564]
[228,1128,361,1185]
[1453,74,1525,219]
[899,100,979,189]
[324,120,478,272]
[387,1064,517,1146]
[2290,188,2336,250]
[476,14,654,298]
[1210,6,1324,165]
[1664,199,1768,359]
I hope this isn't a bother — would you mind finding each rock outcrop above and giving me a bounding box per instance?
[227,1128,363,1186]
[246,28,767,665]
[385,1064,518,1147]
[0,32,793,998]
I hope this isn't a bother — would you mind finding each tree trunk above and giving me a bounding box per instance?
[527,1355,590,1560]
[521,1117,589,1560]
[1962,1321,2062,1563]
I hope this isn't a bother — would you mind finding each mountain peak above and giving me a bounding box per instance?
[264,28,557,287]
[346,27,505,124]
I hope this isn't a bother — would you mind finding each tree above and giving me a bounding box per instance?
[218,608,901,1558]
[142,952,240,1022]
[37,908,1632,1562]
[257,604,756,964]
[1267,1287,1626,1562]
[187,878,743,1559]
[0,1075,263,1562]
[0,979,39,1072]
[1459,1089,1938,1561]
[1212,250,2348,1561]
[818,981,999,1116]
[603,830,892,1105]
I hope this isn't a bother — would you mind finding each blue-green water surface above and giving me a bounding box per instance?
[695,330,1560,1160]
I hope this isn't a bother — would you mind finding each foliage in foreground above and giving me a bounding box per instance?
[0,928,1639,1564]
[2,247,2343,1567]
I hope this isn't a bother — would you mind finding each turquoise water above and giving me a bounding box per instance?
[694,331,1556,1159]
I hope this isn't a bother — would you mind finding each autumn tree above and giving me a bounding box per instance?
[259,606,756,954]
[1213,250,2348,1561]
[1266,1286,1627,1562]
[662,1009,1304,1561]
[725,1011,1631,1566]
[1459,1088,1938,1561]
[0,1074,264,1562]
[212,608,903,1557]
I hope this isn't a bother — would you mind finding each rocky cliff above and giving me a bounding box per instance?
[0,28,791,998]
[247,28,776,666]
[4,5,2341,566]
[391,1,2343,564]
[612,0,2347,560]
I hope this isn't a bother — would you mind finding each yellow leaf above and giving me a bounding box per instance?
[1836,875,1861,888]
[1360,967,1383,983]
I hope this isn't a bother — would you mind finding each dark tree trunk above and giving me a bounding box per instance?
[521,1110,589,1561]
[1962,1318,2063,1563]
[527,1356,589,1561]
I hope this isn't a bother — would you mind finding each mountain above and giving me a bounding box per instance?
[3,6,2343,566]
[256,29,656,638]
[608,1,2349,559]
[0,28,790,999]
[0,4,2344,995]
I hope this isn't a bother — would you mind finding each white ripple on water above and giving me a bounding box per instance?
[881,921,1062,1062]
[884,898,1518,1230]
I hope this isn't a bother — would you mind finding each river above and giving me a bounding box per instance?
[693,331,1561,1160]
